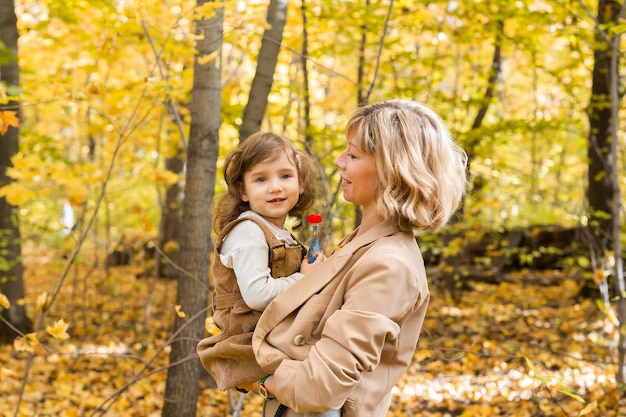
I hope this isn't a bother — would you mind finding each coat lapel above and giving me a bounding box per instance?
[254,220,400,339]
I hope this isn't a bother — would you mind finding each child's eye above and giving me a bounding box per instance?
[255,177,267,183]
[281,173,293,180]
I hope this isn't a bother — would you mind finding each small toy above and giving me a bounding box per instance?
[307,213,323,263]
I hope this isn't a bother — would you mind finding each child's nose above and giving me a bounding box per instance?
[269,178,283,191]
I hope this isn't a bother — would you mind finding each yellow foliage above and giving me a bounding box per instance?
[60,179,88,206]
[197,50,220,65]
[593,269,608,285]
[14,333,39,353]
[0,293,9,309]
[154,168,180,186]
[163,240,179,253]
[47,319,70,340]
[0,110,19,134]
[0,366,17,378]
[580,401,598,416]
[0,84,6,104]
[205,316,221,336]
[36,291,49,311]
[195,1,224,19]
[175,304,186,318]
[460,404,498,416]
[0,182,35,206]
[8,152,29,171]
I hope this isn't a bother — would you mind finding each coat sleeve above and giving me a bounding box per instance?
[271,241,425,412]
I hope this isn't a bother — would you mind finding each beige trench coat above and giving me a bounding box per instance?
[252,220,430,417]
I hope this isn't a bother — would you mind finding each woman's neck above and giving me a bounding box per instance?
[355,209,384,237]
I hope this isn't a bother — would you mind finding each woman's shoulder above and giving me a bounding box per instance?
[360,231,423,268]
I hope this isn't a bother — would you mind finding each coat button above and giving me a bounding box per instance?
[293,335,306,346]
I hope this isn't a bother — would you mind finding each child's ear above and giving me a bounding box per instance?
[299,182,305,195]
[240,184,249,202]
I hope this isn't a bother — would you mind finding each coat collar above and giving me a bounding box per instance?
[254,219,401,336]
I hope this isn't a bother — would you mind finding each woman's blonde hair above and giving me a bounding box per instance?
[346,99,467,232]
[214,131,317,233]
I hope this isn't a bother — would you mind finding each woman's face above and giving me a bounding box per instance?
[334,138,379,211]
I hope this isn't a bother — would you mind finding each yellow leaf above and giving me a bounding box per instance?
[593,269,607,285]
[579,401,598,415]
[555,382,585,402]
[36,291,49,311]
[195,2,223,19]
[413,349,432,361]
[604,251,615,267]
[163,240,179,254]
[0,182,35,206]
[141,211,154,232]
[197,50,219,65]
[0,293,9,309]
[0,367,17,378]
[14,333,39,353]
[9,152,29,170]
[205,316,220,336]
[576,256,590,268]
[0,110,19,134]
[61,179,87,206]
[47,319,70,340]
[154,169,179,186]
[175,305,186,318]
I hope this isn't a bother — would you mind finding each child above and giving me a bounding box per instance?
[197,132,336,415]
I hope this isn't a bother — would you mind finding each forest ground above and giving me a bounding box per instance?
[1,255,623,417]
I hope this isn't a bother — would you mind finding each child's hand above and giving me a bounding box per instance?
[300,254,326,274]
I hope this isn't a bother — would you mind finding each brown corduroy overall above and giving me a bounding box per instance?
[197,216,306,391]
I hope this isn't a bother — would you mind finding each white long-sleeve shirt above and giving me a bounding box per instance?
[219,211,304,311]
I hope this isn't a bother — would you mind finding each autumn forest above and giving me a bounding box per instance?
[1,0,625,416]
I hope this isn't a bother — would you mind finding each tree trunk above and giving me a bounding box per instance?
[161,1,222,416]
[160,150,184,279]
[0,0,32,344]
[586,0,618,257]
[587,0,624,382]
[603,0,625,385]
[465,19,503,205]
[238,0,288,142]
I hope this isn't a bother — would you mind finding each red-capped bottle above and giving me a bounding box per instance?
[307,213,322,263]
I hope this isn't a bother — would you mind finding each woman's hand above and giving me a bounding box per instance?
[236,375,276,398]
[236,379,259,393]
[260,375,276,398]
[300,253,326,274]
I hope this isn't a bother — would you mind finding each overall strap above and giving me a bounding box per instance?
[217,216,286,262]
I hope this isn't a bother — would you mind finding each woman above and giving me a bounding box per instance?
[246,99,467,416]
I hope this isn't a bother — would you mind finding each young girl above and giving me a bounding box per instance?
[197,131,333,415]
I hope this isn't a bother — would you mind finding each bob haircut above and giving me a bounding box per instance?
[345,99,467,232]
[214,131,317,233]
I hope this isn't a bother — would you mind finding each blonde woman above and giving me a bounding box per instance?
[244,100,468,417]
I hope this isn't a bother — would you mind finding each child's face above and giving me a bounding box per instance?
[241,153,304,228]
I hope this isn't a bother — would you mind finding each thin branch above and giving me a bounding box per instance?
[568,0,626,61]
[14,66,166,417]
[89,304,211,416]
[363,0,394,103]
[141,19,188,151]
